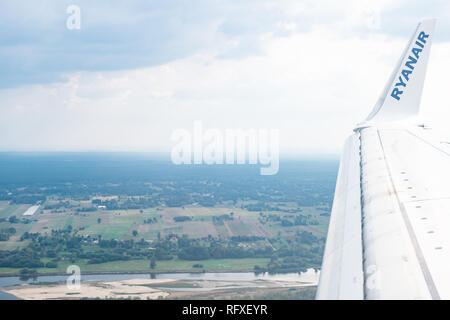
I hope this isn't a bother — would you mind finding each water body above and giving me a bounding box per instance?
[0,269,319,299]
[0,291,19,300]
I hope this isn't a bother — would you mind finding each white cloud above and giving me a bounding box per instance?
[1,0,450,155]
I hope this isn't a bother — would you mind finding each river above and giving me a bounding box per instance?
[0,268,320,300]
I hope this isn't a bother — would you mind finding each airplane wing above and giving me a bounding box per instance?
[315,19,450,300]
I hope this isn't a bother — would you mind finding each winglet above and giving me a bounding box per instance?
[364,19,436,123]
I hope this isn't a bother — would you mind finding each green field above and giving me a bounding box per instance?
[0,204,29,219]
[0,258,270,276]
[0,198,328,275]
[0,201,328,248]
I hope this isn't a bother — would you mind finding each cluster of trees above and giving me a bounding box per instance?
[44,201,71,210]
[230,235,265,242]
[0,227,16,241]
[0,226,324,274]
[78,207,97,212]
[83,249,145,264]
[10,195,45,204]
[267,256,309,273]
[179,244,274,260]
[259,212,318,227]
[0,215,33,225]
[175,235,273,261]
[173,216,192,222]
[8,216,18,224]
[143,217,157,224]
[0,247,44,268]
[212,214,233,224]
[269,231,323,272]
[280,214,319,227]
[174,231,324,274]
[3,229,155,267]
[92,198,159,210]
[244,203,281,212]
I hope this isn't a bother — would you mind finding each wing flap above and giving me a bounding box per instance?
[360,127,433,299]
[316,134,364,300]
[374,126,450,299]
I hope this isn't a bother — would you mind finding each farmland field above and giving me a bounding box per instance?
[0,202,329,248]
[0,154,337,276]
[0,198,330,275]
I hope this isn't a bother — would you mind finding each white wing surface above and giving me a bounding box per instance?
[316,19,450,300]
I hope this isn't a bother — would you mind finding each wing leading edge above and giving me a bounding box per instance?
[316,19,450,300]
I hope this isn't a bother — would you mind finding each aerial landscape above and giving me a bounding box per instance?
[0,153,337,299]
[5,0,446,306]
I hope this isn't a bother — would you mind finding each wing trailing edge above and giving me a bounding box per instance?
[316,134,364,300]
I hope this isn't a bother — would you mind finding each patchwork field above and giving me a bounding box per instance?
[0,198,329,276]
[0,204,30,219]
[0,200,329,249]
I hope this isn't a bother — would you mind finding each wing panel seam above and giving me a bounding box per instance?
[376,129,441,300]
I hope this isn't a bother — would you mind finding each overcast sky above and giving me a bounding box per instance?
[2,0,450,155]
